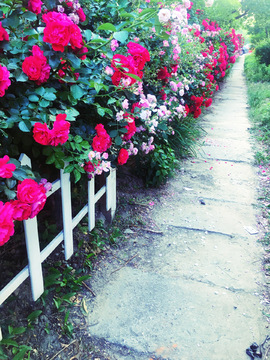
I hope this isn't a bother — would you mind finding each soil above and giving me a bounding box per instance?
[0,165,171,360]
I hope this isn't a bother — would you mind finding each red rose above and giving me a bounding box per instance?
[157,67,171,80]
[11,200,32,221]
[0,201,14,246]
[0,155,16,178]
[117,148,129,165]
[95,124,107,137]
[0,64,11,97]
[74,46,88,60]
[123,119,136,141]
[127,42,150,70]
[77,8,86,22]
[50,114,70,146]
[17,179,43,204]
[92,135,112,152]
[204,98,212,107]
[0,22,9,41]
[28,0,43,14]
[29,186,47,218]
[22,56,43,81]
[84,161,95,173]
[33,122,52,145]
[69,24,83,50]
[43,12,72,52]
[111,55,139,86]
[193,108,201,119]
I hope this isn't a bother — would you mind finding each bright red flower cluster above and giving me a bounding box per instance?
[123,113,136,141]
[0,155,16,178]
[92,124,112,152]
[0,64,11,97]
[0,178,51,246]
[118,148,129,165]
[42,11,83,53]
[33,114,70,146]
[28,0,43,15]
[22,45,51,85]
[12,179,47,220]
[0,21,9,42]
[111,42,150,87]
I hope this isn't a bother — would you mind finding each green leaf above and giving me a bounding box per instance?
[43,93,56,101]
[98,23,117,32]
[27,310,42,323]
[12,169,28,181]
[74,169,81,183]
[12,347,30,360]
[81,141,90,148]
[0,339,18,346]
[113,31,129,44]
[54,158,65,169]
[97,107,105,117]
[66,53,81,69]
[43,146,53,156]
[158,123,167,130]
[107,98,116,105]
[125,73,142,82]
[22,11,37,21]
[35,87,45,96]
[109,130,118,137]
[139,8,156,16]
[64,164,74,173]
[28,95,39,102]
[74,135,82,143]
[65,108,80,120]
[115,135,122,145]
[4,188,16,200]
[18,120,32,132]
[14,70,28,82]
[46,154,55,164]
[119,128,128,133]
[84,29,92,42]
[120,12,135,18]
[40,99,50,108]
[94,83,103,94]
[70,84,84,100]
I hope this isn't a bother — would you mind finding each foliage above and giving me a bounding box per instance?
[255,39,270,66]
[244,53,270,82]
[0,0,243,246]
[136,143,179,187]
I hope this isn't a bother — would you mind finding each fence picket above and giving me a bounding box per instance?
[0,155,116,313]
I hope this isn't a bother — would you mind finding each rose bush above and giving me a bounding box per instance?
[0,0,243,244]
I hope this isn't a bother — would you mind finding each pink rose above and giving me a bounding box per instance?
[0,155,16,178]
[11,200,32,221]
[0,201,14,246]
[0,22,9,41]
[0,64,11,97]
[50,114,70,146]
[117,148,129,165]
[28,0,43,14]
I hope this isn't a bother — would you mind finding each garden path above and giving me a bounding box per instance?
[85,56,268,360]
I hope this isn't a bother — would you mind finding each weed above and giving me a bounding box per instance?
[61,311,74,338]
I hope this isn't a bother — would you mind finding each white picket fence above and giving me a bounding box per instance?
[0,153,116,308]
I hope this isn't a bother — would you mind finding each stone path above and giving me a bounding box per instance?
[85,56,268,359]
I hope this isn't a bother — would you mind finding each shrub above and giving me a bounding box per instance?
[255,39,270,66]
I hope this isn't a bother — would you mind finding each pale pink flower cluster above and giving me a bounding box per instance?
[111,39,119,52]
[141,137,155,154]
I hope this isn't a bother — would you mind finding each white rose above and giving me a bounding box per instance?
[158,9,171,23]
